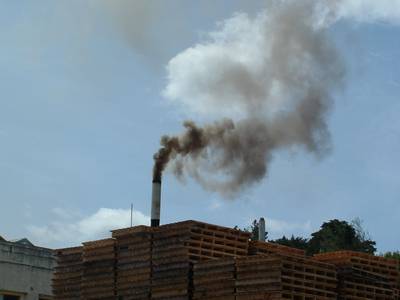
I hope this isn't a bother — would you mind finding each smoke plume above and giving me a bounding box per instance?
[153,0,345,198]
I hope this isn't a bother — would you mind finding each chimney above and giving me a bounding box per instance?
[151,179,161,227]
[258,217,266,242]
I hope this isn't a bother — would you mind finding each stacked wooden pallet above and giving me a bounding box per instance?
[151,222,193,300]
[315,251,399,299]
[193,257,236,300]
[249,240,306,257]
[235,256,282,300]
[186,221,250,261]
[81,238,116,300]
[315,251,399,286]
[112,226,153,300]
[238,254,337,299]
[249,239,338,298]
[192,253,337,300]
[53,220,400,300]
[150,221,250,300]
[279,254,338,299]
[337,267,395,299]
[53,246,83,300]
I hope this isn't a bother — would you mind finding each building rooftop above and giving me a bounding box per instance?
[8,238,34,247]
[0,235,54,255]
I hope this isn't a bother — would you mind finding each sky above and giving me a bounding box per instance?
[0,0,399,252]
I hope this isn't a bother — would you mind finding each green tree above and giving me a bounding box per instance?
[242,218,377,255]
[351,217,372,242]
[307,219,376,255]
[242,219,268,241]
[381,251,400,260]
[381,251,400,271]
[271,235,308,251]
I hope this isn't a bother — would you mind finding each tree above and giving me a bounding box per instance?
[351,217,372,242]
[307,219,376,255]
[271,235,308,251]
[242,218,377,255]
[382,251,400,260]
[242,219,268,241]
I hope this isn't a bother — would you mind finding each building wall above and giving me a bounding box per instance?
[0,240,55,300]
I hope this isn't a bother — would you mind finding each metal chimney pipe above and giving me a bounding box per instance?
[151,179,161,227]
[258,217,266,242]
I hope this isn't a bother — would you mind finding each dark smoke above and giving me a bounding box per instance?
[154,0,345,198]
[153,89,333,197]
[153,121,206,182]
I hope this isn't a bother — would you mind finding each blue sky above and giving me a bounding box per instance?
[0,1,399,251]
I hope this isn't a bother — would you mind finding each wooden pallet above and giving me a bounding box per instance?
[314,251,399,276]
[249,240,306,257]
[338,275,395,299]
[193,253,337,300]
[154,220,250,263]
[152,226,192,300]
[314,251,399,288]
[150,220,250,300]
[193,257,236,299]
[53,221,400,300]
[151,261,192,300]
[235,256,282,299]
[112,226,153,237]
[114,227,153,300]
[315,251,400,300]
[236,293,281,300]
[188,221,250,259]
[246,253,337,299]
[53,246,83,300]
[152,252,192,299]
[236,254,337,299]
[81,238,116,300]
[337,267,396,299]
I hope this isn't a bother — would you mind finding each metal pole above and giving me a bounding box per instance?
[130,203,133,227]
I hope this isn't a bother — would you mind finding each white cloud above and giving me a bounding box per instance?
[249,217,312,239]
[268,218,312,233]
[208,200,223,211]
[28,207,149,248]
[337,0,400,24]
[51,207,82,220]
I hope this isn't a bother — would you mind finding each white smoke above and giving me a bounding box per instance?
[95,0,400,62]
[159,1,345,197]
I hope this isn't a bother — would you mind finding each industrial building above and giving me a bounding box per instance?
[0,235,55,300]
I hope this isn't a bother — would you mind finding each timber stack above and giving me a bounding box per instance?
[112,226,153,300]
[52,246,83,300]
[315,251,400,299]
[81,238,116,299]
[151,221,250,300]
[151,222,193,300]
[53,220,400,299]
[193,257,236,299]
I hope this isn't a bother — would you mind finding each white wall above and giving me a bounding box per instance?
[0,241,55,300]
